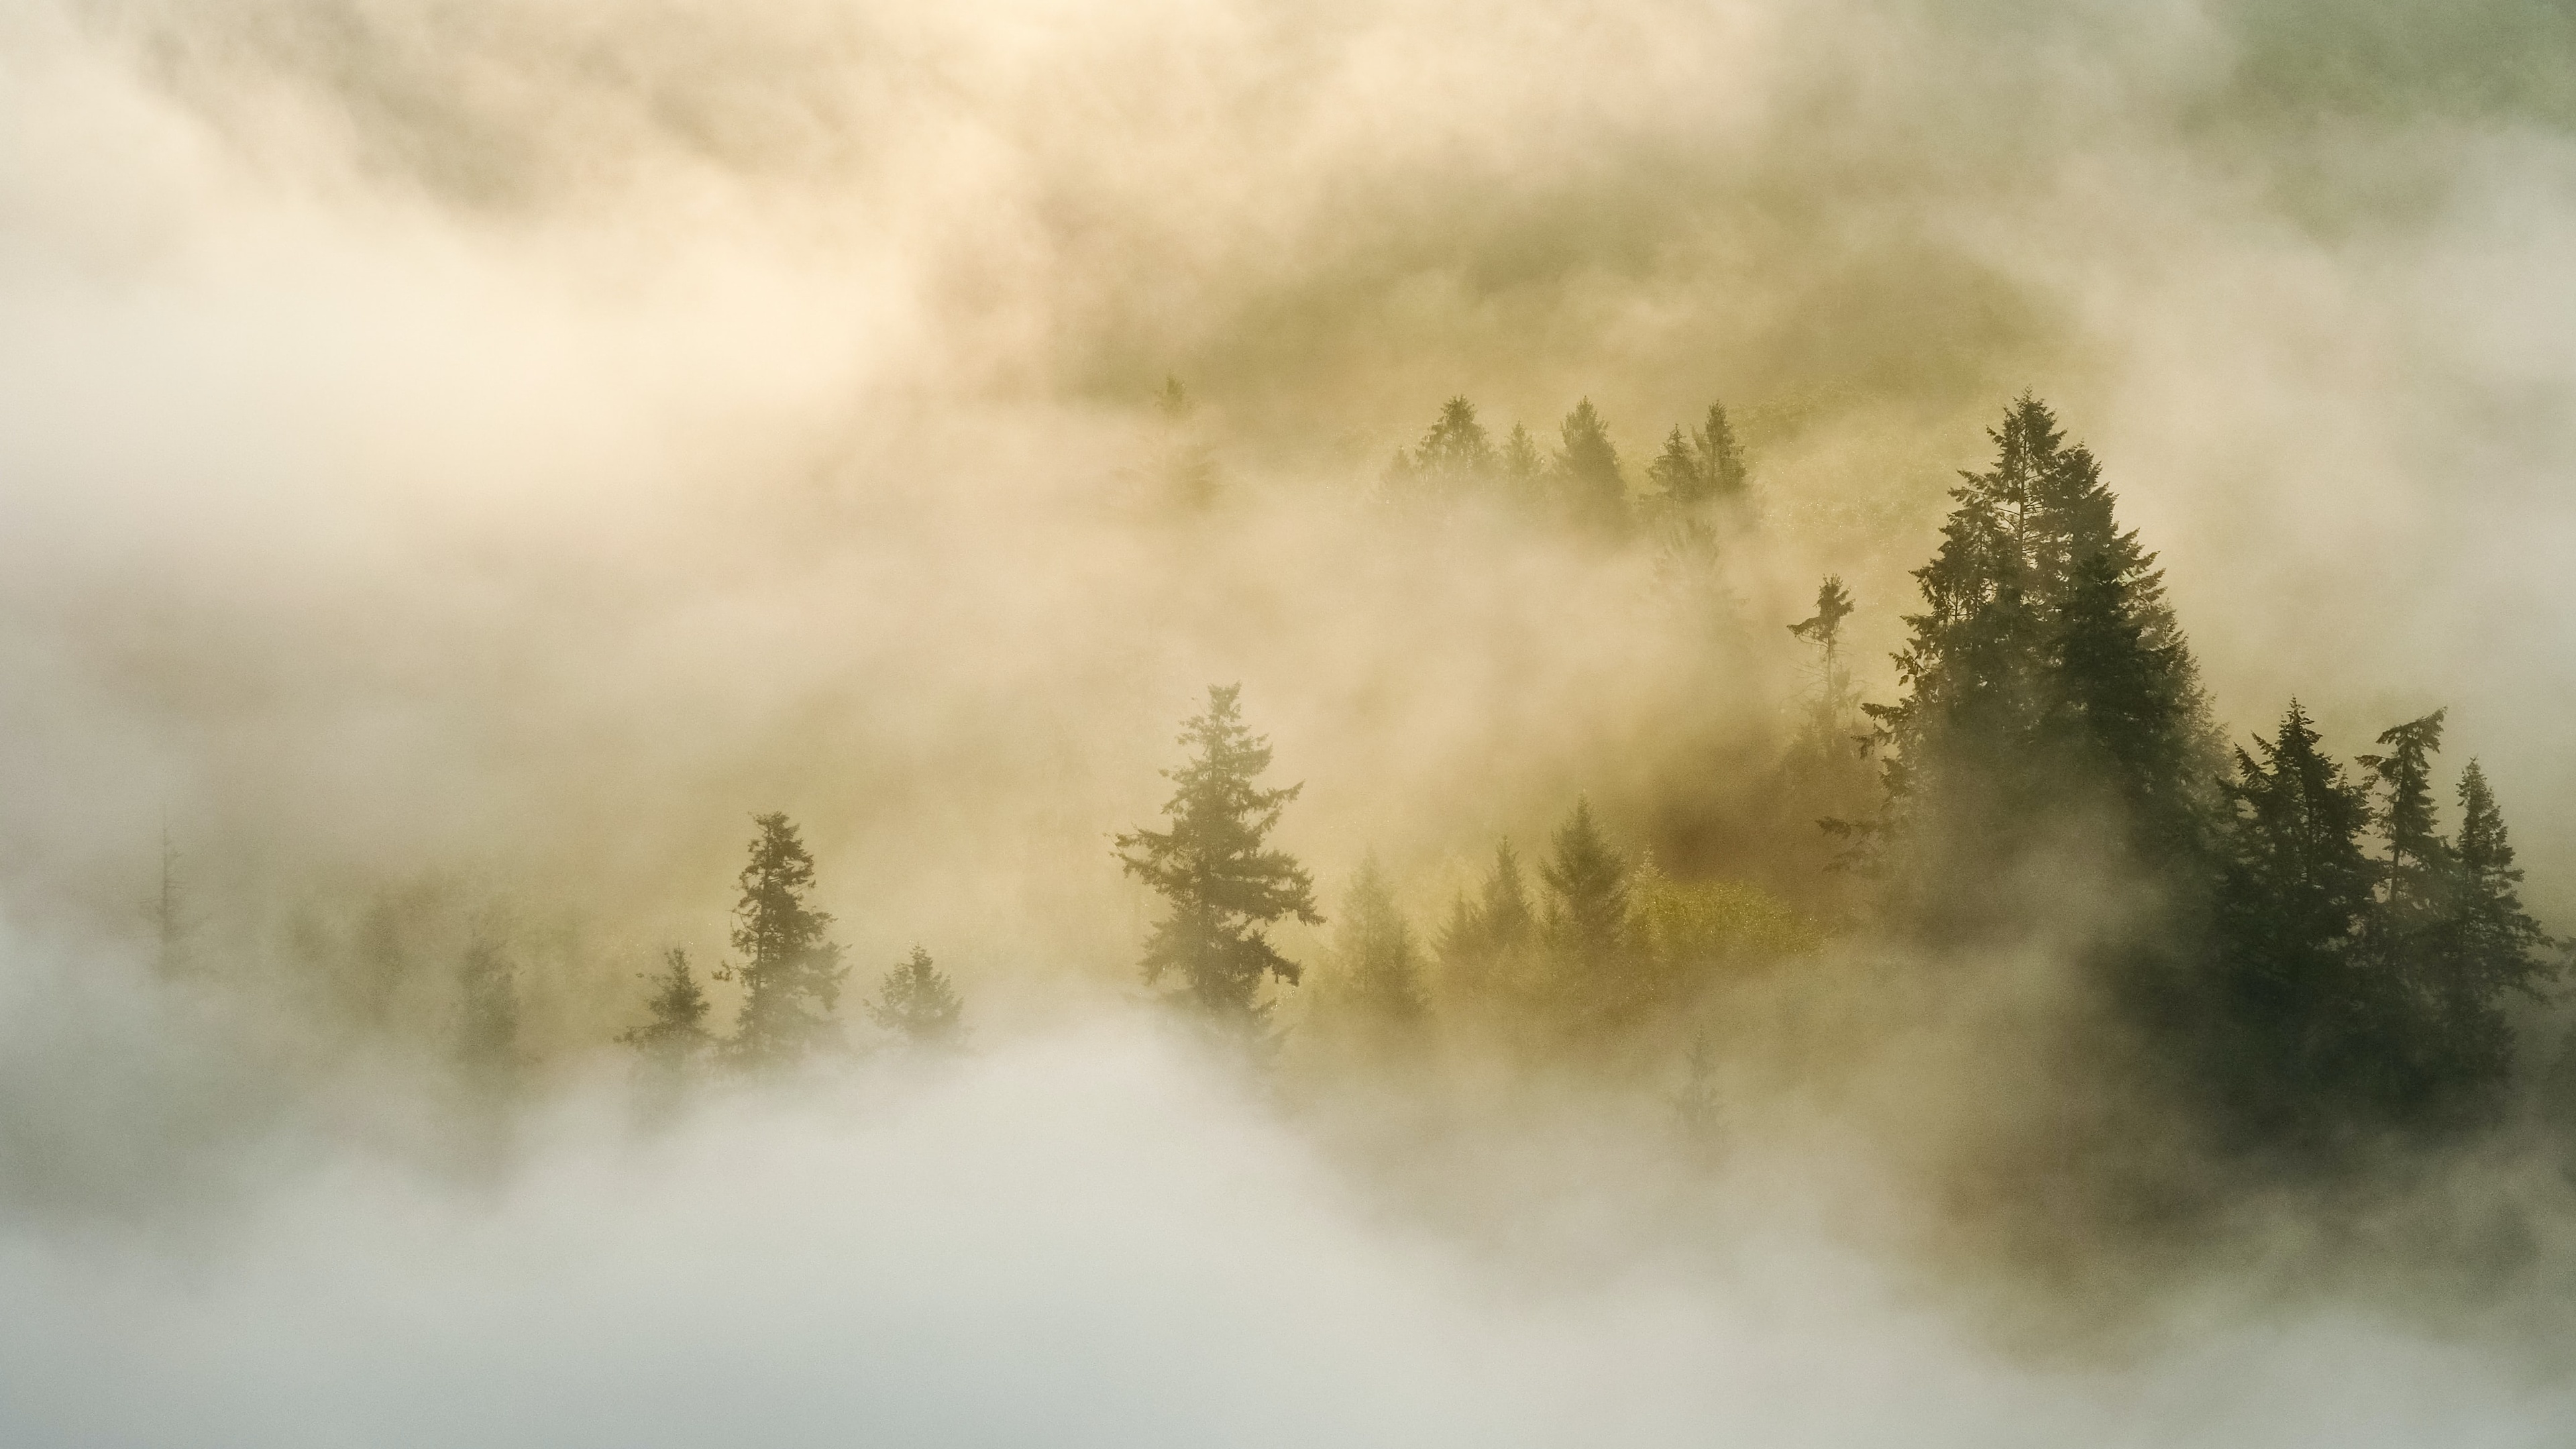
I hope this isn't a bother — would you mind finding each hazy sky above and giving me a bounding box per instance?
[5,1,2573,938]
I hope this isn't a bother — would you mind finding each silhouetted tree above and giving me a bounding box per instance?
[1777,576,1877,896]
[618,949,710,1072]
[1645,400,1748,510]
[2205,704,2554,1146]
[1324,854,1428,1038]
[1646,425,1703,505]
[2360,711,2450,912]
[2432,761,2555,1115]
[1790,575,1856,675]
[1413,397,1497,495]
[1694,400,1748,502]
[1438,839,1544,1040]
[1538,798,1642,1035]
[1115,685,1323,1033]
[1500,421,1546,507]
[869,945,966,1050]
[2449,760,2552,1005]
[1552,399,1627,535]
[721,814,849,1071]
[1865,396,2216,934]
[1441,839,1535,970]
[2208,702,2383,1144]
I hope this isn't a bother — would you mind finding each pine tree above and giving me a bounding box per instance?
[1646,425,1706,506]
[1383,397,1501,507]
[869,946,967,1050]
[1552,399,1628,535]
[2208,702,2381,1142]
[1326,854,1428,1035]
[620,948,714,1106]
[1644,401,1748,510]
[1115,685,1324,1031]
[721,813,849,1071]
[2359,710,2450,912]
[1642,418,1723,565]
[2450,759,2551,1000]
[1438,839,1538,1008]
[1788,576,1857,716]
[2409,757,2553,1120]
[1694,400,1748,502]
[1778,577,1876,894]
[1537,798,1644,1036]
[621,949,713,1062]
[1864,396,2216,932]
[1499,421,1545,505]
[1415,397,1497,494]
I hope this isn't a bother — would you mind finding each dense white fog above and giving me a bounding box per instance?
[7,949,2576,1449]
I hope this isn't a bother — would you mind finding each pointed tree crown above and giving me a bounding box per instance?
[1115,686,1324,1025]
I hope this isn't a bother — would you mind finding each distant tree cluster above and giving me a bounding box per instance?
[1378,394,1752,542]
[1111,389,2559,1170]
[1114,684,1825,1089]
[1853,396,2557,1156]
[619,812,967,1093]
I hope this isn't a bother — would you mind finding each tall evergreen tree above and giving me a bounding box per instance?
[1383,396,1499,506]
[2375,745,2552,1125]
[869,945,966,1051]
[1694,400,1748,502]
[2359,710,2450,912]
[623,949,714,1055]
[1645,401,1748,509]
[1789,575,1857,714]
[1416,397,1497,490]
[1115,685,1324,1031]
[1864,396,2215,932]
[1537,798,1644,1036]
[2208,706,2554,1144]
[1777,577,1876,896]
[1500,421,1545,504]
[722,813,849,1071]
[1326,854,1428,1034]
[1646,425,1705,506]
[621,948,714,1103]
[2449,759,2551,999]
[2208,702,2384,1142]
[1438,838,1539,1009]
[1552,399,1628,535]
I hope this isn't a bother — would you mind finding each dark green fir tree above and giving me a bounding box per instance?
[1324,853,1428,1040]
[1552,399,1629,537]
[1115,685,1324,1034]
[620,948,714,1107]
[869,946,967,1051]
[720,813,849,1071]
[1538,798,1642,1038]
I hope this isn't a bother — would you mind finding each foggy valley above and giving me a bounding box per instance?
[7,1,2576,1444]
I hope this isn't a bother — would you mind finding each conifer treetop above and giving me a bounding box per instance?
[1114,685,1323,1026]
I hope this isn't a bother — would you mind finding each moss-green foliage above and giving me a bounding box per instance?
[1629,873,1826,979]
